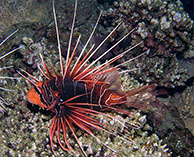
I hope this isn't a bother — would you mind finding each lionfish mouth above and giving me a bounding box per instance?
[17,0,157,156]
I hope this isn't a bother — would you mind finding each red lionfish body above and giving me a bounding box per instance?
[19,0,156,155]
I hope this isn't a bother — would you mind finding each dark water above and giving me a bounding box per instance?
[181,0,194,20]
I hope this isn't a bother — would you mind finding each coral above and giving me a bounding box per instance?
[1,0,194,156]
[0,79,171,156]
[0,30,20,113]
[100,0,193,88]
[20,37,47,68]
[98,0,194,155]
[173,84,194,136]
[0,37,171,156]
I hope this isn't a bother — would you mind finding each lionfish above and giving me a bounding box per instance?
[0,29,20,113]
[18,0,156,155]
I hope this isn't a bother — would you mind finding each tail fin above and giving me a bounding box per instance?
[126,84,157,110]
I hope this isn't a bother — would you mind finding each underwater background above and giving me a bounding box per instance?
[0,0,194,156]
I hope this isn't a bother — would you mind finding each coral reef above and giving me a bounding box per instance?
[173,84,194,136]
[1,0,194,156]
[0,74,171,156]
[100,0,193,88]
[0,30,20,113]
[0,36,171,156]
[96,0,194,155]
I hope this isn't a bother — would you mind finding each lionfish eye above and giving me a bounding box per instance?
[59,99,63,102]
